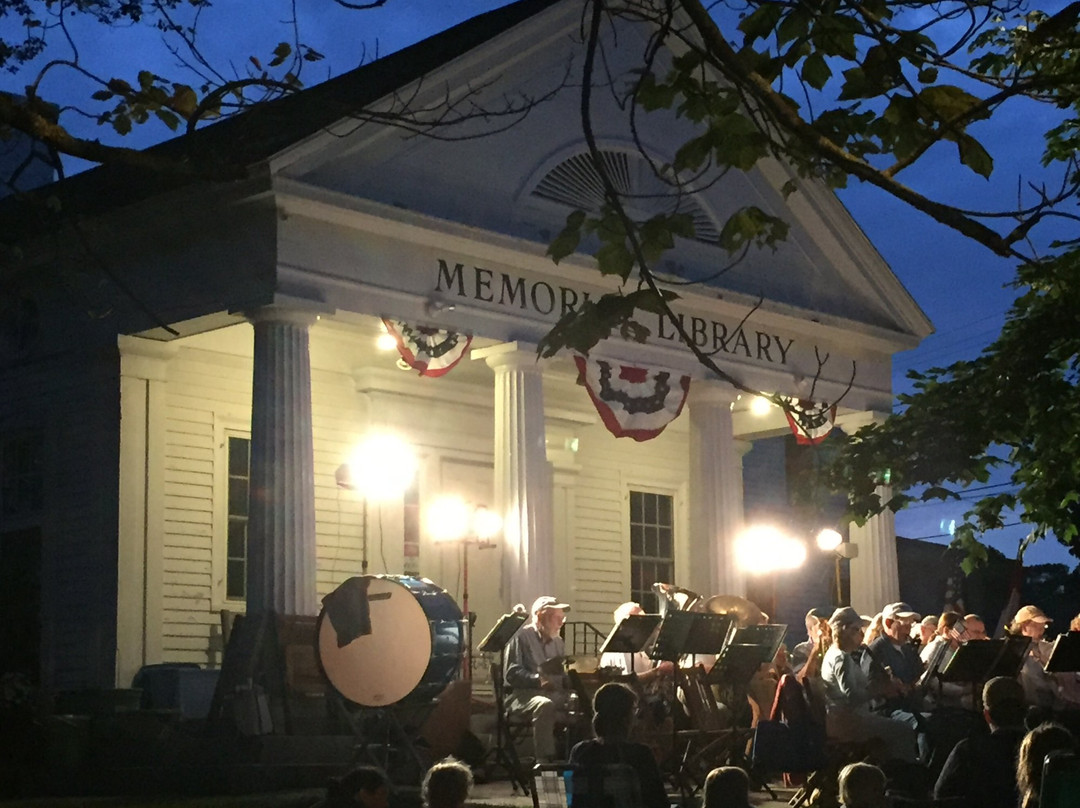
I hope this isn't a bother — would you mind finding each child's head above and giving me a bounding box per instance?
[703,766,750,808]
[328,766,390,808]
[838,762,887,808]
[422,757,473,808]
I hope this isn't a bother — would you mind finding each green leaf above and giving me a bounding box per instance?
[594,241,634,280]
[137,70,156,90]
[801,52,832,90]
[918,85,985,123]
[154,109,180,131]
[269,42,292,68]
[718,206,790,253]
[957,134,994,178]
[112,112,132,135]
[546,210,587,264]
[917,67,939,83]
[738,3,784,42]
[171,85,197,118]
[91,89,113,101]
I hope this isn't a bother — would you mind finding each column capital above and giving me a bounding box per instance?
[244,304,321,328]
[687,379,740,409]
[472,341,542,373]
[834,410,892,435]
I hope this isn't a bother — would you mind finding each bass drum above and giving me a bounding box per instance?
[317,575,464,707]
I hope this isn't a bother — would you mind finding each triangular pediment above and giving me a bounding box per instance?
[265,0,931,345]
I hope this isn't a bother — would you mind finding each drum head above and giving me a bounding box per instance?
[318,576,434,707]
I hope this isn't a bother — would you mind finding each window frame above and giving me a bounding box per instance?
[212,419,251,612]
[623,478,685,613]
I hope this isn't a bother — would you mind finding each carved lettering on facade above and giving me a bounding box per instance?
[434,257,801,367]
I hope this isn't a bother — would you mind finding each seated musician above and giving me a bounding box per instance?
[860,602,933,761]
[789,607,831,675]
[919,611,971,710]
[1010,604,1057,710]
[822,607,917,763]
[599,601,674,685]
[568,683,668,808]
[504,595,575,762]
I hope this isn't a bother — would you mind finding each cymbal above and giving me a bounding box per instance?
[702,595,766,627]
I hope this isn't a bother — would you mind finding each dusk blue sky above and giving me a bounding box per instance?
[1,0,1070,566]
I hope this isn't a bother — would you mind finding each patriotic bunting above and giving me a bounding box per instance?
[574,355,691,442]
[779,396,837,445]
[382,318,472,378]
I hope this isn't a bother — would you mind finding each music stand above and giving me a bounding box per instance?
[707,624,787,686]
[478,611,529,794]
[599,614,663,674]
[650,611,735,662]
[988,635,1032,679]
[1045,632,1080,673]
[732,624,788,662]
[939,640,1005,707]
[478,611,526,655]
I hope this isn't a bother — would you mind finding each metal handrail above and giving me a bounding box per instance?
[563,620,607,657]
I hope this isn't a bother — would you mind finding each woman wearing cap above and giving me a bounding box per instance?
[821,607,917,763]
[1011,605,1056,710]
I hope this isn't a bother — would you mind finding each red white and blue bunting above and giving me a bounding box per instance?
[779,396,837,445]
[382,318,472,378]
[574,355,692,442]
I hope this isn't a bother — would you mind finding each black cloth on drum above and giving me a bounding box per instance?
[322,575,373,646]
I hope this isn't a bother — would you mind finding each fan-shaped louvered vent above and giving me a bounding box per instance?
[531,150,720,245]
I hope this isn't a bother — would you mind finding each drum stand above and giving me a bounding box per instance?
[330,690,432,785]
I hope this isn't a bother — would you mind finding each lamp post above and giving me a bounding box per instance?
[734,525,807,619]
[426,495,501,680]
[815,528,859,607]
[335,433,417,574]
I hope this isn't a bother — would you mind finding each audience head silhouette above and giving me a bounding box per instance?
[591,682,637,740]
[1018,722,1075,808]
[839,762,887,808]
[703,766,750,808]
[421,757,473,808]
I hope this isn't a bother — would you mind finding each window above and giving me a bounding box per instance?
[0,432,43,518]
[629,490,674,613]
[226,436,250,601]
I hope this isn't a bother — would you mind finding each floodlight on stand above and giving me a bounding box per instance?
[816,528,843,552]
[345,433,417,502]
[426,495,471,543]
[423,496,501,681]
[735,525,807,574]
[336,432,417,576]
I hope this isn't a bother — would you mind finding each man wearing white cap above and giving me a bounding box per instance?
[861,602,931,761]
[503,595,574,761]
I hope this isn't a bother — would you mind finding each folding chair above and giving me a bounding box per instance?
[673,665,743,794]
[487,659,533,793]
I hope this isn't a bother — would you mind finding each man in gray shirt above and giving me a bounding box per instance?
[504,595,574,761]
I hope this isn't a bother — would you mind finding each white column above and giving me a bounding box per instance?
[473,342,553,608]
[837,411,900,614]
[687,382,746,598]
[848,486,900,614]
[116,336,176,687]
[246,307,319,616]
